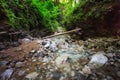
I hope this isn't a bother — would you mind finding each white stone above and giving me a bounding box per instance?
[22,38,31,43]
[18,70,25,76]
[25,72,39,80]
[89,53,108,69]
[49,42,58,52]
[44,41,51,48]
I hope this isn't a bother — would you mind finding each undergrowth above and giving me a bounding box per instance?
[0,0,114,31]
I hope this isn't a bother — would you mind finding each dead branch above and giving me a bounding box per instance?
[42,28,81,39]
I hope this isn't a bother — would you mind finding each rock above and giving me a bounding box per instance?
[117,71,120,77]
[0,54,9,59]
[36,40,41,44]
[33,50,44,58]
[42,56,50,63]
[30,50,36,53]
[57,49,82,62]
[55,54,69,67]
[82,65,91,74]
[106,53,115,58]
[0,44,5,50]
[63,63,71,72]
[18,70,25,76]
[88,53,108,69]
[0,68,14,80]
[25,35,34,40]
[49,42,58,52]
[79,57,89,65]
[0,61,8,66]
[19,38,31,44]
[11,42,19,47]
[15,62,24,68]
[73,72,86,80]
[43,40,51,48]
[51,71,62,80]
[71,71,75,77]
[25,72,39,80]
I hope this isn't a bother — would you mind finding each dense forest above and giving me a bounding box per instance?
[0,0,120,80]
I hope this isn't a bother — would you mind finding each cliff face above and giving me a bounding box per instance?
[113,4,120,36]
[99,2,120,36]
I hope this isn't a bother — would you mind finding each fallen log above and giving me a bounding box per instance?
[0,31,7,35]
[42,28,81,39]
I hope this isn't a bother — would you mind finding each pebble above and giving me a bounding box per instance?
[73,72,86,80]
[30,50,36,53]
[55,55,69,67]
[51,71,62,80]
[49,42,58,52]
[21,38,31,43]
[0,54,10,59]
[18,70,25,76]
[15,62,24,68]
[43,40,51,48]
[71,71,75,76]
[82,65,91,74]
[42,56,50,63]
[0,61,8,66]
[25,72,39,80]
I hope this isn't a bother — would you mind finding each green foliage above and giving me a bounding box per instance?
[0,0,41,30]
[31,0,59,30]
[62,0,114,27]
[58,0,88,27]
[0,0,114,31]
[0,0,59,30]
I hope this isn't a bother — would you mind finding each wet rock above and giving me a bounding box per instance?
[0,68,14,80]
[82,65,91,74]
[15,62,24,68]
[88,53,108,69]
[25,72,39,80]
[0,61,8,66]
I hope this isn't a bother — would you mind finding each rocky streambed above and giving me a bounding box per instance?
[0,35,120,80]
